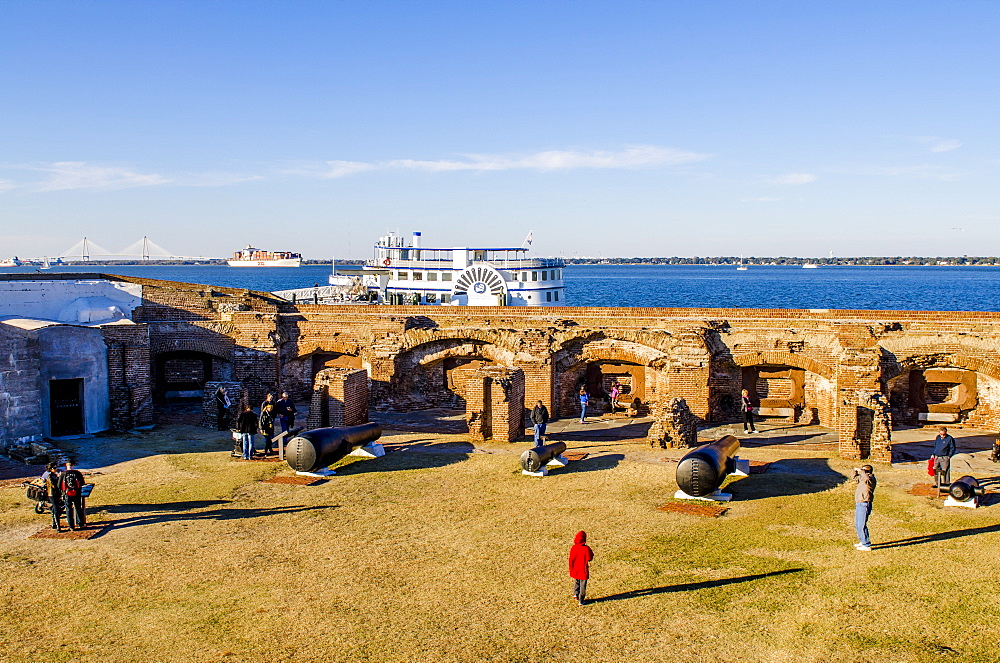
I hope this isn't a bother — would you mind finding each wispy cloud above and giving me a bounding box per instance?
[868,165,962,181]
[914,136,963,153]
[29,161,170,191]
[313,145,710,178]
[772,172,818,185]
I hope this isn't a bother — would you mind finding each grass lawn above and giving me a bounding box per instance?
[1,423,999,663]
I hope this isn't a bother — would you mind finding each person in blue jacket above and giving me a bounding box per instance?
[578,387,590,423]
[931,426,956,488]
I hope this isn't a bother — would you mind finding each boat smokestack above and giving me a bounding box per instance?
[412,231,421,248]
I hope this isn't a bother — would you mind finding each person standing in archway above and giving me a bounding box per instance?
[214,386,231,430]
[259,394,277,456]
[530,400,549,447]
[932,426,956,490]
[578,387,590,424]
[741,389,757,434]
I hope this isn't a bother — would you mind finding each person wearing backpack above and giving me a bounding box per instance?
[42,462,63,531]
[60,462,87,530]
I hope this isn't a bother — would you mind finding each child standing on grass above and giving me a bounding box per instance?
[568,531,594,606]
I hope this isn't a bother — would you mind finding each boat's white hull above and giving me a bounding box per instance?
[228,258,302,267]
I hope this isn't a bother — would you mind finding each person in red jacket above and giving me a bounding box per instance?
[568,530,594,606]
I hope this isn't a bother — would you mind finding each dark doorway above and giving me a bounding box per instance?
[50,378,84,436]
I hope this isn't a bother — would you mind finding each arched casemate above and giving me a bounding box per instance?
[725,351,836,426]
[552,334,671,419]
[882,346,1000,430]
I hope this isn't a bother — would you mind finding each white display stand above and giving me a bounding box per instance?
[674,489,732,502]
[349,443,386,458]
[296,468,337,478]
[943,495,978,509]
[522,467,548,477]
[547,455,569,468]
[730,457,751,477]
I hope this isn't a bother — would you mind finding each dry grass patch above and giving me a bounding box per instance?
[1,426,999,662]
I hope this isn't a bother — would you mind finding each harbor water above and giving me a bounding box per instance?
[3,264,999,312]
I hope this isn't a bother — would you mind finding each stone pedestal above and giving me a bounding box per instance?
[648,397,698,449]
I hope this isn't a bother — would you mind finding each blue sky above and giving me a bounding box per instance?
[1,1,997,259]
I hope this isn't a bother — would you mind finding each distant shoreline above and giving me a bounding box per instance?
[3,257,997,267]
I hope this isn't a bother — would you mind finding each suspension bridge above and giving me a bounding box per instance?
[54,237,215,261]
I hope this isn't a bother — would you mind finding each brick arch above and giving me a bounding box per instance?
[291,338,363,359]
[731,351,835,380]
[415,342,517,368]
[882,350,1000,383]
[395,328,537,362]
[151,336,234,362]
[553,329,674,360]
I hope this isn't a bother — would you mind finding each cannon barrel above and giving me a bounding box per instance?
[521,441,568,473]
[675,435,741,497]
[946,475,985,502]
[286,423,382,473]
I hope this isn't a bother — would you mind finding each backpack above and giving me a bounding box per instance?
[60,471,81,498]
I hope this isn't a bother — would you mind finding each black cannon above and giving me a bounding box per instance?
[521,441,568,473]
[675,435,741,497]
[942,475,986,502]
[285,423,382,474]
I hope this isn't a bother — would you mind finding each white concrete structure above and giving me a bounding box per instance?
[0,278,142,324]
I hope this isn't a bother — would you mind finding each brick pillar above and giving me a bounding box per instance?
[518,360,551,413]
[310,367,369,428]
[834,327,888,461]
[665,329,712,422]
[201,381,245,429]
[465,367,525,442]
[101,323,153,431]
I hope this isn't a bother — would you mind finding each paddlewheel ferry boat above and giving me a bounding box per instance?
[328,232,566,306]
[228,245,302,267]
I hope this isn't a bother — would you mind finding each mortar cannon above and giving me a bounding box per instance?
[520,441,568,474]
[286,423,383,474]
[675,435,743,498]
[942,475,986,503]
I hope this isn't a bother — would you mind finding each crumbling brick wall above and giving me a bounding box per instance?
[201,381,246,429]
[309,367,369,428]
[101,323,152,431]
[465,367,525,443]
[647,397,698,449]
[83,274,1000,462]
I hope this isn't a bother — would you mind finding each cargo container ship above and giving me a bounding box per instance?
[228,245,302,267]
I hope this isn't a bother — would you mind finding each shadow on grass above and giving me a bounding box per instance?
[727,459,846,500]
[96,500,231,513]
[875,523,1000,549]
[591,568,805,603]
[333,449,470,475]
[561,453,624,474]
[93,504,334,530]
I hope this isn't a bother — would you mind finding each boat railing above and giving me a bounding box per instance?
[364,257,565,270]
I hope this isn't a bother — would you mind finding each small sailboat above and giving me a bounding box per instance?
[736,255,748,271]
[39,257,51,270]
[802,263,819,269]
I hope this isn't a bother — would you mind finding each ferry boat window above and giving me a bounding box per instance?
[554,291,559,301]
[541,271,547,281]
[427,273,438,281]
[546,291,552,302]
[531,271,537,281]
[398,272,408,280]
[550,270,556,280]
[474,250,486,261]
[442,273,452,281]
[413,273,423,280]
[521,272,527,281]
[442,294,452,303]
[426,293,437,303]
